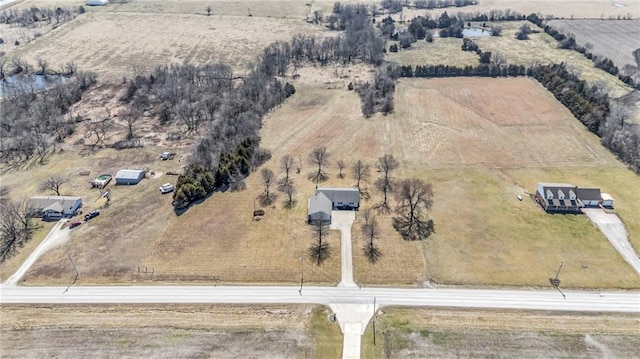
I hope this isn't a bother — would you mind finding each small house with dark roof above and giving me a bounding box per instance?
[308,187,359,224]
[535,182,610,212]
[535,183,582,212]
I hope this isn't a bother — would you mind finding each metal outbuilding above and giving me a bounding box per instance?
[86,0,108,6]
[115,169,145,185]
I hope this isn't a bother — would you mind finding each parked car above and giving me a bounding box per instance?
[84,210,100,221]
[159,183,175,194]
[69,221,82,229]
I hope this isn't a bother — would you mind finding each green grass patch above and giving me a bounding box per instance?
[309,307,343,359]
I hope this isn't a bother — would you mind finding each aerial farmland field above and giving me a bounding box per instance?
[2,0,640,357]
[547,19,640,81]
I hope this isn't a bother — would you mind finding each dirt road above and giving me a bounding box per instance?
[3,220,70,286]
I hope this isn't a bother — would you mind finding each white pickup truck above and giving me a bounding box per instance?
[159,183,175,194]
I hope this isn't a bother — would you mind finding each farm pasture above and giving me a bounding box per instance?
[547,19,640,87]
[5,73,640,288]
[0,304,341,359]
[362,307,640,358]
[386,36,481,67]
[5,10,324,80]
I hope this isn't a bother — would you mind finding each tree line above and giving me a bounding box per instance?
[161,5,388,210]
[525,13,640,89]
[398,63,527,78]
[381,0,476,13]
[0,64,97,166]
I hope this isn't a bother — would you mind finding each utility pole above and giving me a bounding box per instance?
[63,253,79,294]
[549,261,565,299]
[373,296,377,345]
[299,255,304,295]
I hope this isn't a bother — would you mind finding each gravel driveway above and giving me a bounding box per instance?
[583,208,640,276]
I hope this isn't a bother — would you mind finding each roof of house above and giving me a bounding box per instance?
[537,182,575,188]
[308,192,332,216]
[537,183,578,199]
[316,187,360,204]
[576,188,602,201]
[43,202,64,213]
[28,196,83,210]
[115,169,145,180]
[601,193,614,201]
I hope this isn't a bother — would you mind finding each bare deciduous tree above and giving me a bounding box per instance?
[38,174,70,195]
[0,199,39,263]
[337,159,346,179]
[392,178,435,241]
[260,168,276,205]
[361,214,382,263]
[282,184,296,208]
[118,107,143,139]
[375,154,399,212]
[352,159,370,192]
[278,154,295,191]
[36,58,49,76]
[307,147,330,184]
[308,219,331,265]
[85,117,113,149]
[206,5,212,16]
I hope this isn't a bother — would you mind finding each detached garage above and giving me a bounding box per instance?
[115,169,145,185]
[601,193,614,208]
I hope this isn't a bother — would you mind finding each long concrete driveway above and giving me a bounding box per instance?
[583,208,640,276]
[331,210,357,288]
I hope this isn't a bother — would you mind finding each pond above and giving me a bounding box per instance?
[462,27,493,37]
[0,74,66,98]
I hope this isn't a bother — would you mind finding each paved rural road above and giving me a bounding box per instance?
[2,286,639,358]
[583,208,640,276]
[2,285,639,311]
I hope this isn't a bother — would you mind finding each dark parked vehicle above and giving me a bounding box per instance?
[69,221,82,229]
[84,210,100,221]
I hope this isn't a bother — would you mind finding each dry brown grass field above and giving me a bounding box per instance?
[547,19,640,69]
[361,307,640,358]
[5,74,640,288]
[386,36,481,67]
[259,76,640,288]
[5,10,324,80]
[0,304,342,358]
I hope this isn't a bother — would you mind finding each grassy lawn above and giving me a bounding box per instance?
[421,166,640,288]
